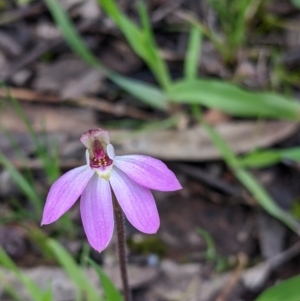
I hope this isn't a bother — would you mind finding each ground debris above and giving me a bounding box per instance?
[0,264,157,301]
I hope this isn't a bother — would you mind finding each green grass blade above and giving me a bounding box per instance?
[184,26,202,80]
[40,289,53,301]
[177,10,224,60]
[0,282,23,301]
[25,224,54,259]
[45,0,104,68]
[169,79,300,120]
[45,0,168,109]
[86,258,123,301]
[3,89,60,185]
[254,274,300,301]
[137,1,171,89]
[47,239,101,301]
[97,0,146,62]
[0,248,21,274]
[191,106,300,234]
[196,228,217,260]
[39,127,60,183]
[0,152,42,213]
[97,0,141,40]
[98,0,171,89]
[235,168,300,232]
[2,127,36,184]
[0,248,44,301]
[201,121,300,235]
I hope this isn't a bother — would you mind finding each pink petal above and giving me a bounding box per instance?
[41,166,94,225]
[80,174,114,252]
[110,168,159,233]
[114,155,182,191]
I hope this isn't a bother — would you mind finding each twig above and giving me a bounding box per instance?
[152,0,183,23]
[0,86,154,119]
[214,253,247,301]
[0,87,60,103]
[242,242,300,290]
[76,96,154,120]
[174,163,243,197]
[268,241,300,268]
[8,159,80,170]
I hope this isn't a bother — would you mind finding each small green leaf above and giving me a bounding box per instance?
[238,147,300,168]
[254,274,300,301]
[238,151,282,168]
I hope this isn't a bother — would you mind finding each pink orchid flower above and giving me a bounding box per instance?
[41,129,181,252]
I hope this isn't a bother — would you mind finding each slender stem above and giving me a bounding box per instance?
[113,198,132,301]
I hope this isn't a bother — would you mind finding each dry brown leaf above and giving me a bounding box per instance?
[110,121,298,160]
[0,103,298,161]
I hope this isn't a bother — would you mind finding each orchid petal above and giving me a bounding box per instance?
[107,144,115,160]
[110,168,159,233]
[80,174,114,252]
[41,166,94,225]
[114,155,182,191]
[85,149,90,165]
